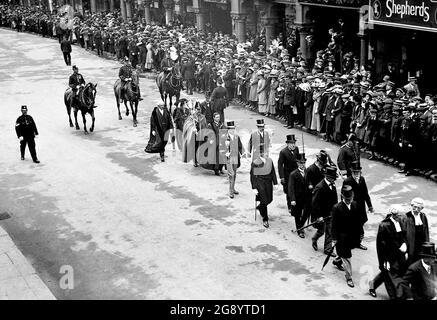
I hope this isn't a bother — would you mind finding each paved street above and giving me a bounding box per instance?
[0,28,436,300]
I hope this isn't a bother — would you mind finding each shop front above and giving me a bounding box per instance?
[369,0,437,93]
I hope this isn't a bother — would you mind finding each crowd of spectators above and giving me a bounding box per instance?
[2,4,437,180]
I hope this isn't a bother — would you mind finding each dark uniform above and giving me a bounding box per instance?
[399,114,418,175]
[15,106,39,163]
[69,70,86,94]
[118,63,132,101]
[337,138,360,178]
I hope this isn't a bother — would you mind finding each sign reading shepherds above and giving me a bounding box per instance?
[369,0,437,32]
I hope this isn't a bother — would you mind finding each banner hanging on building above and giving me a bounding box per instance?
[369,0,437,32]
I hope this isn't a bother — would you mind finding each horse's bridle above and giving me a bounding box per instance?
[79,84,96,109]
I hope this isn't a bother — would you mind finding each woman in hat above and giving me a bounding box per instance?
[310,83,323,132]
[257,70,268,115]
[248,67,259,110]
[267,70,279,117]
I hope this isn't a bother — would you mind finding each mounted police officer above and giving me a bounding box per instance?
[68,65,85,109]
[160,50,175,86]
[119,56,133,103]
[15,105,40,163]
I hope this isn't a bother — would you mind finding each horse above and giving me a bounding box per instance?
[114,79,140,127]
[64,83,97,135]
[156,66,182,114]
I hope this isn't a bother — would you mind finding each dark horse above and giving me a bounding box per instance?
[114,79,140,127]
[156,66,182,113]
[64,83,97,134]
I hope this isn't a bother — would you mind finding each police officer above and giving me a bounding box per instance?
[119,57,133,103]
[337,133,360,178]
[15,105,40,163]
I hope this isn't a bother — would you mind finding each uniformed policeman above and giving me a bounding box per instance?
[119,57,133,103]
[337,133,360,178]
[15,105,40,163]
[68,65,86,110]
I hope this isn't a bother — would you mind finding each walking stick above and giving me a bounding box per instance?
[255,197,257,221]
[322,243,337,271]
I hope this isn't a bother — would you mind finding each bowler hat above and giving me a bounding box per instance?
[286,134,296,143]
[316,150,328,164]
[297,153,307,163]
[256,119,265,127]
[325,166,338,179]
[21,105,27,111]
[341,185,354,200]
[226,121,235,129]
[351,161,362,172]
[418,242,436,258]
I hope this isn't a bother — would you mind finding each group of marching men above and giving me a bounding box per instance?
[146,96,436,298]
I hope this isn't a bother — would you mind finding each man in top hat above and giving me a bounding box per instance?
[278,134,299,213]
[399,242,437,300]
[225,121,244,199]
[337,133,360,178]
[311,165,338,255]
[343,161,373,250]
[248,119,271,161]
[288,152,308,237]
[15,103,40,163]
[250,156,278,228]
[331,185,362,288]
[369,205,409,299]
[403,197,430,265]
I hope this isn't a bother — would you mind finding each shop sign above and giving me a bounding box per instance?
[369,0,437,32]
[203,0,229,3]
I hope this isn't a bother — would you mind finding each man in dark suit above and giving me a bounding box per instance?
[249,119,270,161]
[369,205,408,299]
[343,161,374,250]
[399,242,437,300]
[403,198,430,265]
[207,112,225,176]
[278,134,299,213]
[331,185,362,288]
[288,152,307,238]
[398,106,418,176]
[60,35,72,66]
[337,133,360,178]
[15,105,40,163]
[251,156,278,229]
[311,165,338,256]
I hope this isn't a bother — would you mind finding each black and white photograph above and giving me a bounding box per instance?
[0,0,436,306]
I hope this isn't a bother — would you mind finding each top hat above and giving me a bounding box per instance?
[419,242,436,259]
[316,150,328,164]
[256,119,265,127]
[286,134,296,143]
[297,153,307,163]
[226,121,235,129]
[325,165,338,179]
[21,105,27,111]
[341,185,354,199]
[351,160,362,172]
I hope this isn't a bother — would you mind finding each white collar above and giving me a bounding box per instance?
[412,212,423,226]
[390,216,402,232]
[422,259,431,274]
[342,200,351,210]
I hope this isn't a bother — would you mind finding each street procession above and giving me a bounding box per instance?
[0,0,436,302]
